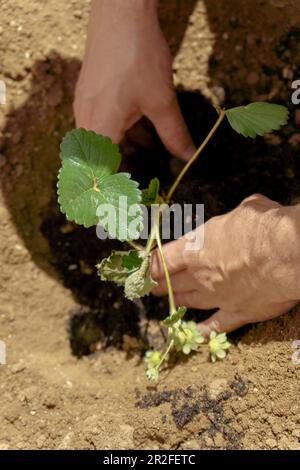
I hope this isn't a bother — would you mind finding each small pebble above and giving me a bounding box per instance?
[289,134,300,147]
[266,438,277,449]
[60,223,75,234]
[282,67,293,80]
[0,154,6,168]
[68,264,77,271]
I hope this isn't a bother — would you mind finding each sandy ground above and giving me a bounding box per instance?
[0,0,300,450]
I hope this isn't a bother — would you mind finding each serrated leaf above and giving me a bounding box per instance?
[60,128,121,179]
[124,253,158,301]
[98,250,157,300]
[97,250,142,287]
[94,173,143,241]
[122,251,143,270]
[163,306,187,326]
[225,102,289,138]
[57,129,143,239]
[142,178,160,206]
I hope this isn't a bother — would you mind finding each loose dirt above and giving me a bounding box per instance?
[0,0,299,450]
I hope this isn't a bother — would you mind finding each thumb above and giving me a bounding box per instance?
[146,95,196,161]
[151,236,187,281]
[198,309,246,338]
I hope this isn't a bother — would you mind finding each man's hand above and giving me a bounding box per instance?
[74,0,195,160]
[151,194,300,335]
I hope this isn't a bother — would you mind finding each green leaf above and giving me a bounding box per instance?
[122,251,143,271]
[142,178,160,206]
[124,253,157,301]
[57,129,143,239]
[97,250,157,300]
[225,102,289,138]
[163,306,187,326]
[94,173,143,240]
[60,128,121,179]
[97,250,142,287]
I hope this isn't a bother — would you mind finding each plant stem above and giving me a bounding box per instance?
[155,339,174,374]
[145,111,226,270]
[166,109,226,203]
[145,205,161,255]
[155,224,176,315]
[127,240,144,251]
[145,111,225,254]
[145,225,156,255]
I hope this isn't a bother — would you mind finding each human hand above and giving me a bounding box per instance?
[74,0,195,160]
[151,194,300,335]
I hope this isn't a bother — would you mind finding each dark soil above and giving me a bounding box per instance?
[135,377,249,449]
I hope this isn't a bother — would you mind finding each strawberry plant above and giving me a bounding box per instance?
[57,102,288,381]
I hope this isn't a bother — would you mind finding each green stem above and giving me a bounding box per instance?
[166,109,226,203]
[155,339,174,374]
[145,110,225,255]
[155,224,176,315]
[127,240,144,251]
[145,205,161,255]
[145,225,157,255]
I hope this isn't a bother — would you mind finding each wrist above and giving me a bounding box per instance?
[89,0,159,33]
[98,0,158,13]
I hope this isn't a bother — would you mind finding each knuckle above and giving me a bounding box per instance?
[241,193,265,204]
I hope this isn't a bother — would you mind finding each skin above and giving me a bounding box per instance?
[152,195,300,336]
[75,1,300,334]
[74,0,196,160]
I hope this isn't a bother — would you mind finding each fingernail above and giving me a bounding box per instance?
[197,323,211,339]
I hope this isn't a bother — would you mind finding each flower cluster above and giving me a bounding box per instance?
[171,321,204,355]
[145,319,231,381]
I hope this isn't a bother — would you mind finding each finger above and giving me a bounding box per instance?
[240,193,267,204]
[151,237,187,281]
[146,95,196,161]
[152,270,198,296]
[75,108,125,143]
[173,291,217,310]
[73,96,93,129]
[89,107,127,143]
[240,193,281,209]
[197,309,245,337]
[125,119,155,149]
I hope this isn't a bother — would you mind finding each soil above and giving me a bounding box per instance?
[0,0,300,450]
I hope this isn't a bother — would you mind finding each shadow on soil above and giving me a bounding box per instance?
[1,1,300,356]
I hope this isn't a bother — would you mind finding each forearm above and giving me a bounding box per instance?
[90,0,158,22]
[86,0,159,50]
[99,0,158,9]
